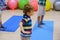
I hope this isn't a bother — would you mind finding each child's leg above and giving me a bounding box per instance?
[38,5,44,26]
[38,16,41,26]
[40,15,44,24]
[0,12,2,27]
[0,11,4,28]
[27,37,30,40]
[40,6,45,24]
[21,36,26,40]
[21,36,30,40]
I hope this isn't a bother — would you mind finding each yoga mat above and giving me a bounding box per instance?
[3,16,23,32]
[31,21,54,40]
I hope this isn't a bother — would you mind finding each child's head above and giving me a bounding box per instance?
[23,4,34,16]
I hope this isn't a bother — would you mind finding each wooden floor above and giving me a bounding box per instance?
[0,10,60,40]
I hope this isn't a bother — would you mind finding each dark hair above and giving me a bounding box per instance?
[23,4,34,14]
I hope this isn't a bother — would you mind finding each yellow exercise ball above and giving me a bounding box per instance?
[45,0,51,11]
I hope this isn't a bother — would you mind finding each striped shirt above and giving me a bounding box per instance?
[38,0,46,6]
[21,14,32,37]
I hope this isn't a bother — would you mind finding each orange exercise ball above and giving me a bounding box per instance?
[7,0,18,10]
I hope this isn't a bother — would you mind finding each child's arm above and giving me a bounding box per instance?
[20,22,31,34]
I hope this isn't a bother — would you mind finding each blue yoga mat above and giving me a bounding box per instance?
[31,21,54,40]
[3,16,23,32]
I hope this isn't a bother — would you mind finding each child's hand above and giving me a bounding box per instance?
[24,31,31,34]
[20,22,31,34]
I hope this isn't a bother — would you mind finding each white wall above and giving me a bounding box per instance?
[50,0,55,3]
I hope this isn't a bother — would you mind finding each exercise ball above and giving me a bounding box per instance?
[30,0,38,11]
[53,0,60,10]
[45,0,51,11]
[18,0,29,10]
[30,0,38,2]
[7,0,18,10]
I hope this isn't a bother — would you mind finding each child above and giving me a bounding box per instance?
[0,0,6,29]
[20,4,34,40]
[38,0,46,27]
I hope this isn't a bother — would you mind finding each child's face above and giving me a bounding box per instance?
[27,10,34,16]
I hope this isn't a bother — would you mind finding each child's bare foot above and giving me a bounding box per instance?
[40,22,45,25]
[39,25,43,28]
[38,23,40,27]
[38,24,43,28]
